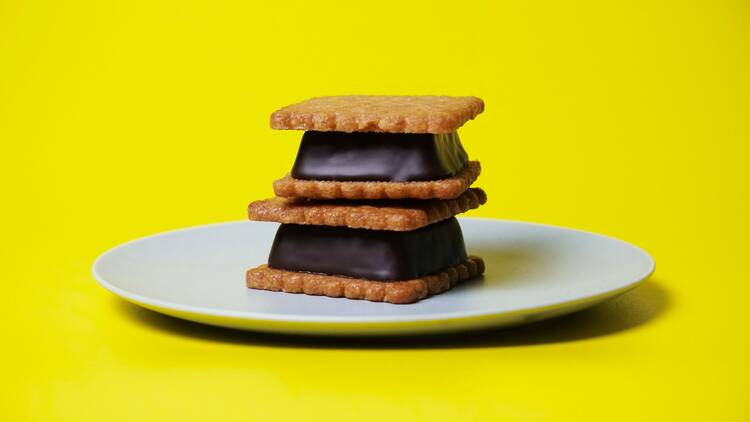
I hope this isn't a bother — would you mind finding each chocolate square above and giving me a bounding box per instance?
[290,131,468,182]
[267,217,467,281]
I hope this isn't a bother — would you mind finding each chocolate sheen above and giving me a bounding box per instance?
[267,217,467,281]
[290,131,468,182]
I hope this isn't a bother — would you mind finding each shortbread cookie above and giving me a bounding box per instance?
[273,161,481,200]
[246,256,485,304]
[248,188,487,231]
[270,95,484,133]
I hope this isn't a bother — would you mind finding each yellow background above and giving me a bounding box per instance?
[2,0,748,420]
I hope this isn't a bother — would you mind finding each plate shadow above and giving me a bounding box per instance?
[113,278,670,349]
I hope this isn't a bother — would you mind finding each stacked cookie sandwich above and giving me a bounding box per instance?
[246,95,487,304]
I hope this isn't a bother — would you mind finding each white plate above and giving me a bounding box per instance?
[93,218,654,336]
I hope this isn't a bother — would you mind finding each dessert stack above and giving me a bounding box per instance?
[246,95,487,304]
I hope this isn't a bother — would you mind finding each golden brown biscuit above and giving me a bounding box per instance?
[246,256,484,304]
[273,161,481,200]
[248,188,487,231]
[270,95,484,133]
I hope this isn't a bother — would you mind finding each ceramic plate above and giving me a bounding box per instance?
[93,218,654,336]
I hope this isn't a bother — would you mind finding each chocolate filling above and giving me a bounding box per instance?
[290,131,468,182]
[267,217,467,281]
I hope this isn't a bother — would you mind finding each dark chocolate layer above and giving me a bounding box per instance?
[290,131,468,182]
[267,217,467,281]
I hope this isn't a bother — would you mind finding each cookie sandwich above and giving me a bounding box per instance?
[246,95,487,304]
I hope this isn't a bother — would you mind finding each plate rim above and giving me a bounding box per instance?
[92,217,655,325]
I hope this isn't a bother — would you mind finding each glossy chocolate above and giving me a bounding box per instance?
[290,131,468,182]
[267,217,467,281]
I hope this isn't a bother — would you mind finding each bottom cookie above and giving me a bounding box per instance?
[246,256,484,304]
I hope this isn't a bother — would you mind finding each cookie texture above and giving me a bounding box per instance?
[246,256,485,304]
[273,161,481,200]
[270,95,484,134]
[248,188,487,231]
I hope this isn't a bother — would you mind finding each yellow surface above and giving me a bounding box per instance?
[2,0,748,420]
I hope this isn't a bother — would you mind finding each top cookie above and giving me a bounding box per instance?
[270,95,484,134]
